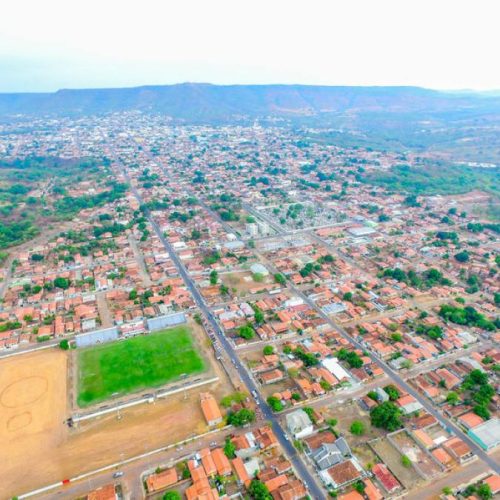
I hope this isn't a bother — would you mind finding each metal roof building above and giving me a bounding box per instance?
[146,312,187,332]
[468,418,500,451]
[75,327,119,348]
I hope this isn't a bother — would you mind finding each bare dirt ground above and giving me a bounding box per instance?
[370,437,424,490]
[392,431,442,478]
[96,291,113,328]
[1,324,234,499]
[220,270,274,297]
[1,350,68,497]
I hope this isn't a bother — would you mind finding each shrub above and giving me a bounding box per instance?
[350,420,365,435]
[59,339,70,350]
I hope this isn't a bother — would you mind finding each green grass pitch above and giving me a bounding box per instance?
[77,326,205,407]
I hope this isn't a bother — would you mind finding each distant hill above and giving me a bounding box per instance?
[2,83,500,162]
[1,83,499,122]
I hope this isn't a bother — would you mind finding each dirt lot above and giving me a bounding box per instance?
[220,270,274,297]
[1,350,68,497]
[392,430,442,478]
[370,437,424,490]
[1,327,234,499]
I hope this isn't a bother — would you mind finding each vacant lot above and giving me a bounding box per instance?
[370,437,424,490]
[220,271,274,297]
[392,431,442,478]
[77,326,205,407]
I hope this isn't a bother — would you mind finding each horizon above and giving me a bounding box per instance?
[2,81,500,95]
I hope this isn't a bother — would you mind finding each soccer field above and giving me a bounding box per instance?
[77,326,205,407]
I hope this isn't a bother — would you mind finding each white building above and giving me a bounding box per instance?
[246,223,258,237]
[250,263,269,276]
[322,357,350,382]
[286,409,314,439]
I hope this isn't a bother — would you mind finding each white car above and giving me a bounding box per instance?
[113,471,124,478]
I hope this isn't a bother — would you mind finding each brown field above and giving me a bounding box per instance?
[220,271,274,297]
[0,333,233,499]
[1,349,68,496]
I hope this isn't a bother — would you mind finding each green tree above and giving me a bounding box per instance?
[238,324,255,340]
[384,385,400,401]
[336,348,363,368]
[59,339,70,350]
[370,402,402,431]
[294,347,319,367]
[263,345,274,355]
[401,455,412,468]
[473,404,490,420]
[248,479,272,499]
[227,408,255,427]
[350,420,365,435]
[267,396,284,412]
[163,492,181,500]
[477,483,492,500]
[253,306,265,324]
[302,406,317,425]
[223,437,236,458]
[209,269,218,285]
[274,273,286,285]
[354,480,366,493]
[454,250,470,263]
[53,277,71,289]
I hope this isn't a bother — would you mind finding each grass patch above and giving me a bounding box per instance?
[77,326,205,407]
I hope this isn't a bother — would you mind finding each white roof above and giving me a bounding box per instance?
[250,263,269,275]
[286,409,312,432]
[322,358,350,381]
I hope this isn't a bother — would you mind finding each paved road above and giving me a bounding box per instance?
[199,184,500,476]
[116,149,500,491]
[114,158,327,499]
[245,203,500,475]
[273,251,500,475]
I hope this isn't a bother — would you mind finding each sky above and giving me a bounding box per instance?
[1,0,500,92]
